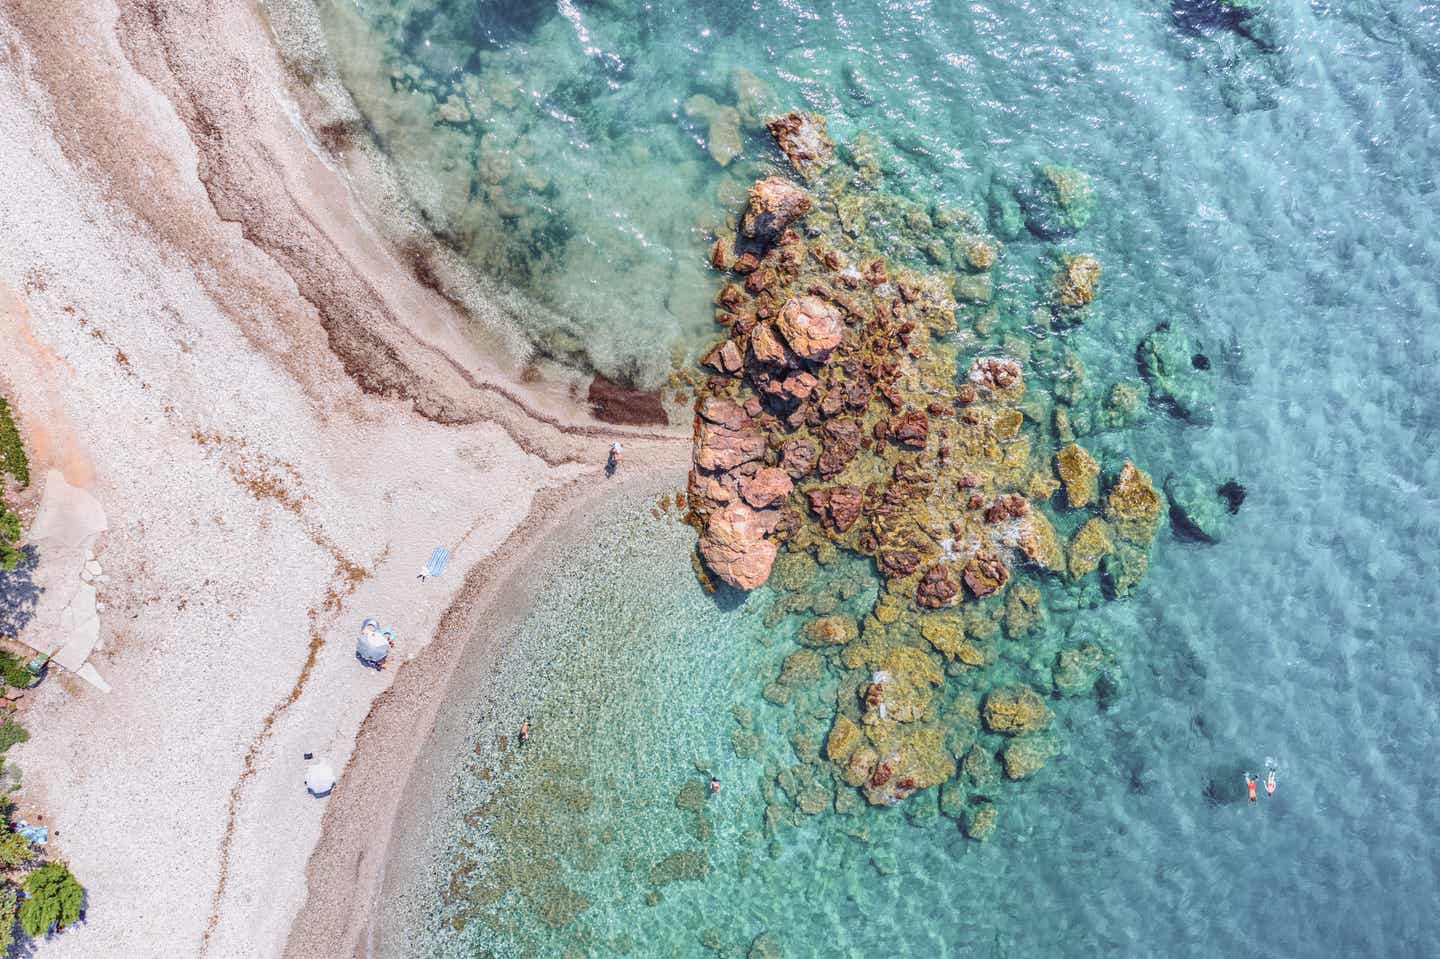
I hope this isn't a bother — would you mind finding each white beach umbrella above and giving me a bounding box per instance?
[356,619,390,663]
[305,761,336,796]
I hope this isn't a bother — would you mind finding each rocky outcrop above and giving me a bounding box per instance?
[916,564,960,608]
[1105,461,1163,544]
[742,176,812,245]
[1052,254,1102,310]
[693,399,765,471]
[1055,443,1100,508]
[982,685,1052,735]
[698,501,778,590]
[739,467,794,509]
[805,485,863,532]
[765,111,834,178]
[776,295,844,361]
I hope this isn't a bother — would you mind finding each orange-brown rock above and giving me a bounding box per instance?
[1055,443,1100,509]
[984,493,1029,524]
[702,339,743,374]
[742,176,813,244]
[765,111,835,178]
[1054,254,1102,308]
[967,356,1023,393]
[982,685,1052,735]
[694,399,765,471]
[699,501,778,590]
[963,550,1009,598]
[806,485,863,532]
[780,438,817,477]
[776,295,845,361]
[916,564,960,608]
[739,467,794,509]
[748,321,793,367]
[891,410,929,448]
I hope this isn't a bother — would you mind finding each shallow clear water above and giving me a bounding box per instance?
[320,1,1440,956]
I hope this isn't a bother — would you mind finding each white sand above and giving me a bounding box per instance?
[0,3,690,956]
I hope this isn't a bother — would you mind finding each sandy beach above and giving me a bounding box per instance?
[0,2,688,956]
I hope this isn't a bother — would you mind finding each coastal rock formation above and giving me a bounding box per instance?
[684,116,1178,829]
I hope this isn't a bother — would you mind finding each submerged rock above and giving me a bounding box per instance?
[1052,254,1103,311]
[1104,462,1164,544]
[1054,643,1108,697]
[1137,322,1216,425]
[1067,517,1114,579]
[684,94,743,167]
[1001,735,1056,779]
[963,801,998,841]
[1165,473,1231,543]
[1055,443,1100,509]
[982,685,1052,735]
[1022,164,1096,238]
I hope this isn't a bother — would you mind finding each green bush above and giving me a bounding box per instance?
[18,863,82,937]
[0,832,33,869]
[0,508,21,572]
[0,883,15,954]
[0,653,33,691]
[0,400,26,489]
[0,721,26,754]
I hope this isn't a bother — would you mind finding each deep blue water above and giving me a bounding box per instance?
[315,1,1440,955]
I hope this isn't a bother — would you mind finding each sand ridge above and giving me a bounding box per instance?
[0,2,690,956]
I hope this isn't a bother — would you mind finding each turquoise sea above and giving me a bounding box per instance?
[312,1,1439,956]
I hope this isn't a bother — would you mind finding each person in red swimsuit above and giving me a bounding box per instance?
[1245,772,1258,803]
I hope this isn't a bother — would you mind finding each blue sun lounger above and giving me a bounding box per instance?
[424,547,451,579]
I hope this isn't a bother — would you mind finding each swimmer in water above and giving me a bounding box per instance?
[519,719,531,745]
[1265,766,1276,797]
[708,778,721,797]
[1245,772,1258,803]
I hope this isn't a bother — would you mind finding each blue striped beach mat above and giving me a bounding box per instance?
[424,547,451,578]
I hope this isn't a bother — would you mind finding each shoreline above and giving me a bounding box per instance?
[285,464,688,959]
[0,2,692,956]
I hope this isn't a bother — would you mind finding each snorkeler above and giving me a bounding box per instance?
[1245,772,1258,803]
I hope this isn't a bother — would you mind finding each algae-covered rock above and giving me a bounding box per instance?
[1003,582,1044,638]
[1001,735,1056,779]
[649,848,710,886]
[778,649,824,686]
[749,933,784,959]
[1022,164,1096,238]
[921,616,985,664]
[982,684,1052,735]
[1055,443,1100,509]
[1054,643,1107,697]
[987,177,1025,241]
[860,726,955,806]
[732,728,761,758]
[827,714,862,762]
[1101,540,1150,598]
[732,68,779,129]
[1105,462,1164,544]
[1165,473,1231,543]
[1052,254,1102,310]
[684,95,743,167]
[802,615,859,646]
[1067,517,1114,579]
[1137,323,1216,425]
[962,743,1000,786]
[963,801,998,841]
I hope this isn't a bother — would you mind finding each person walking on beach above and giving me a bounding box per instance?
[1244,772,1258,803]
[608,442,623,472]
[519,719,531,745]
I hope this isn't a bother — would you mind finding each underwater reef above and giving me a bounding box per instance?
[685,112,1205,831]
